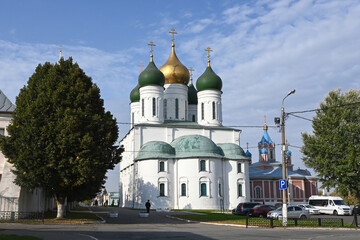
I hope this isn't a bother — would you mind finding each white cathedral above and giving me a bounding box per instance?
[119,31,251,210]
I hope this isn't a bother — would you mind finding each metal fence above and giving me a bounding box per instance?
[0,211,44,223]
[246,216,347,228]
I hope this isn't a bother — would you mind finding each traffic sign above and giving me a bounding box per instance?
[279,179,287,189]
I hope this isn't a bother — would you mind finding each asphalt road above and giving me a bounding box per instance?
[0,207,358,240]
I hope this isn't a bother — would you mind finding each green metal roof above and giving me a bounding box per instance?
[138,61,165,87]
[170,134,223,158]
[218,143,250,160]
[130,84,140,102]
[196,66,222,92]
[136,141,175,160]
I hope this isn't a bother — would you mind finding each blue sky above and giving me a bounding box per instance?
[1,0,360,193]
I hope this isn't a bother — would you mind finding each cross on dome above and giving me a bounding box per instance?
[205,47,213,66]
[189,67,194,84]
[169,28,177,46]
[138,62,144,72]
[148,41,156,62]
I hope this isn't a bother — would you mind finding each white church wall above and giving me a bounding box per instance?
[197,90,222,126]
[226,159,250,209]
[135,159,173,209]
[164,84,187,121]
[139,85,164,124]
[130,102,140,127]
[188,104,197,122]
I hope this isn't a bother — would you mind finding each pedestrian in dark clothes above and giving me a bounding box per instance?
[145,200,151,213]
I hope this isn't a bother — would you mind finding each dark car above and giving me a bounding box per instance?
[248,204,277,218]
[232,202,261,215]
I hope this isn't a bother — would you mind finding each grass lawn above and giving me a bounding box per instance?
[172,211,354,228]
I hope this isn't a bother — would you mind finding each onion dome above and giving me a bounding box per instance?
[130,84,140,102]
[258,115,275,145]
[138,61,165,87]
[187,67,198,104]
[245,150,252,158]
[160,29,190,85]
[285,150,292,156]
[188,83,198,104]
[136,141,175,160]
[217,143,248,160]
[196,47,222,92]
[170,135,223,158]
[260,147,268,154]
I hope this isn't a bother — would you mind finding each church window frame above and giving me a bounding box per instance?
[141,99,144,117]
[175,98,179,119]
[212,101,216,120]
[181,183,186,197]
[159,160,165,172]
[164,99,167,119]
[238,183,243,197]
[237,162,242,173]
[199,159,206,172]
[152,98,156,116]
[192,115,196,122]
[199,177,210,197]
[201,103,204,120]
[158,177,168,197]
[255,186,262,199]
[185,100,188,120]
[179,177,188,197]
[218,183,222,197]
[270,150,273,160]
[159,183,165,196]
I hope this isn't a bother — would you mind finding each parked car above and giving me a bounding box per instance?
[267,205,310,219]
[232,202,261,215]
[308,195,351,215]
[248,204,277,218]
[297,204,320,215]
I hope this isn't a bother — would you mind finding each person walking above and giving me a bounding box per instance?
[145,200,151,213]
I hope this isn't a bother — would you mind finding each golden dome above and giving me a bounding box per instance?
[160,44,190,85]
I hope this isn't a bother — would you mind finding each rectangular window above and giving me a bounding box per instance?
[185,101,188,120]
[237,163,242,173]
[152,98,156,116]
[175,99,179,119]
[0,128,4,136]
[238,184,243,197]
[192,115,195,122]
[200,183,207,196]
[219,183,222,197]
[164,99,167,119]
[201,103,204,120]
[200,160,206,171]
[141,99,144,117]
[212,102,216,120]
[160,183,165,196]
[159,161,165,172]
[181,183,186,196]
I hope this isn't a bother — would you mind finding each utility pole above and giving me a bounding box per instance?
[281,89,295,226]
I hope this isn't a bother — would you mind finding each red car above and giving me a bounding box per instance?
[248,204,277,218]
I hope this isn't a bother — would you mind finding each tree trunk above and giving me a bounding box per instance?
[55,196,67,218]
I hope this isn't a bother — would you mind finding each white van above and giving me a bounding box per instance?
[308,196,352,215]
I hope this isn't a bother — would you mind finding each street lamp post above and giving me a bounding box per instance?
[281,89,295,226]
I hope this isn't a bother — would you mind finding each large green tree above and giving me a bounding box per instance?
[301,89,360,202]
[0,58,122,217]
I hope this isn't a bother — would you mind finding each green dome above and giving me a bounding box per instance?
[188,83,198,104]
[171,135,223,158]
[136,141,175,160]
[217,143,249,160]
[196,66,222,92]
[130,84,140,102]
[138,61,165,87]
